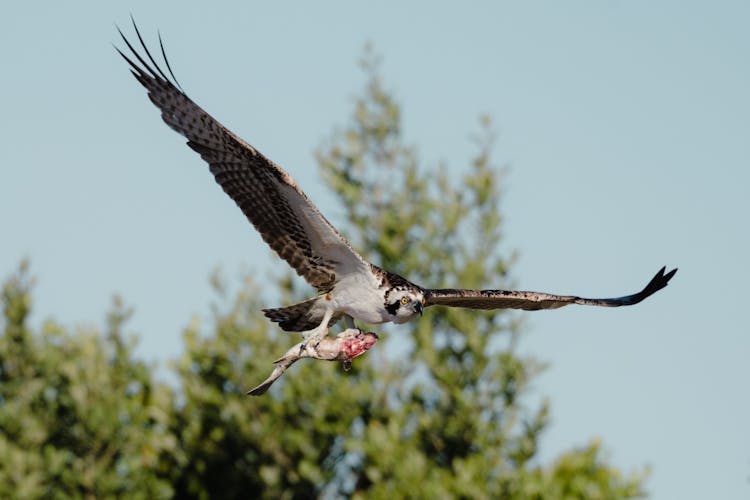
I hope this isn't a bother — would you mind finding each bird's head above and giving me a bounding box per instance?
[385,287,425,323]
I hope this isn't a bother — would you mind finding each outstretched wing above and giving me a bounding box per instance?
[116,21,369,291]
[424,266,677,311]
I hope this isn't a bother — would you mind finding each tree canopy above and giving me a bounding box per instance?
[0,53,648,499]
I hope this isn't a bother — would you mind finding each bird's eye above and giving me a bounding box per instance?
[400,296,410,305]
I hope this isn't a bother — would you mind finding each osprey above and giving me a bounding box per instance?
[116,23,677,350]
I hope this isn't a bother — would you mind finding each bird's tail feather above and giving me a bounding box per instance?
[263,297,341,332]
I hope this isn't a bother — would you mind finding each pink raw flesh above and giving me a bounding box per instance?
[343,333,378,359]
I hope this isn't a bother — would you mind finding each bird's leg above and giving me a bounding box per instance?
[343,314,355,330]
[300,308,334,351]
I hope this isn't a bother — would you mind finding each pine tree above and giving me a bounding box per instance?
[167,51,648,498]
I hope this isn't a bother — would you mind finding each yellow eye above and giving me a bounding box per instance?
[400,296,410,305]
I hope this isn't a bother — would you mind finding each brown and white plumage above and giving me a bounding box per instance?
[116,24,369,295]
[117,22,677,351]
[424,266,677,311]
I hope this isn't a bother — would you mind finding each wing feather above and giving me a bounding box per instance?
[117,22,369,291]
[425,267,677,311]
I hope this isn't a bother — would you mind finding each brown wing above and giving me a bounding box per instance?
[116,22,369,291]
[424,267,677,311]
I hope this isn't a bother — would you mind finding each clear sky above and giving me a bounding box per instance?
[2,2,748,498]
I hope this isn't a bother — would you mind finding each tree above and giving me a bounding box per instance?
[0,50,648,499]
[0,261,176,499]
[167,50,648,498]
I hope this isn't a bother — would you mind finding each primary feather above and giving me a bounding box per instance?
[116,21,369,293]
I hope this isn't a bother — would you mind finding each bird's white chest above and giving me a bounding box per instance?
[331,273,390,324]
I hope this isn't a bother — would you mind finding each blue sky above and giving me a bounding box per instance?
[2,2,748,498]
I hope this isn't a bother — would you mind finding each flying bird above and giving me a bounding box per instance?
[116,22,677,351]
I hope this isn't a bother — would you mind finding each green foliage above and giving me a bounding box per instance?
[0,262,175,499]
[165,276,376,499]
[311,50,647,499]
[0,52,648,498]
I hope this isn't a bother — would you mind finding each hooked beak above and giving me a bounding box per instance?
[413,301,423,316]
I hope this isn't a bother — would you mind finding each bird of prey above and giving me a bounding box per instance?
[248,329,378,396]
[116,22,677,351]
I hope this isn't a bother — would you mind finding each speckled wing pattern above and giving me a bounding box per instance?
[116,22,369,292]
[424,266,677,311]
